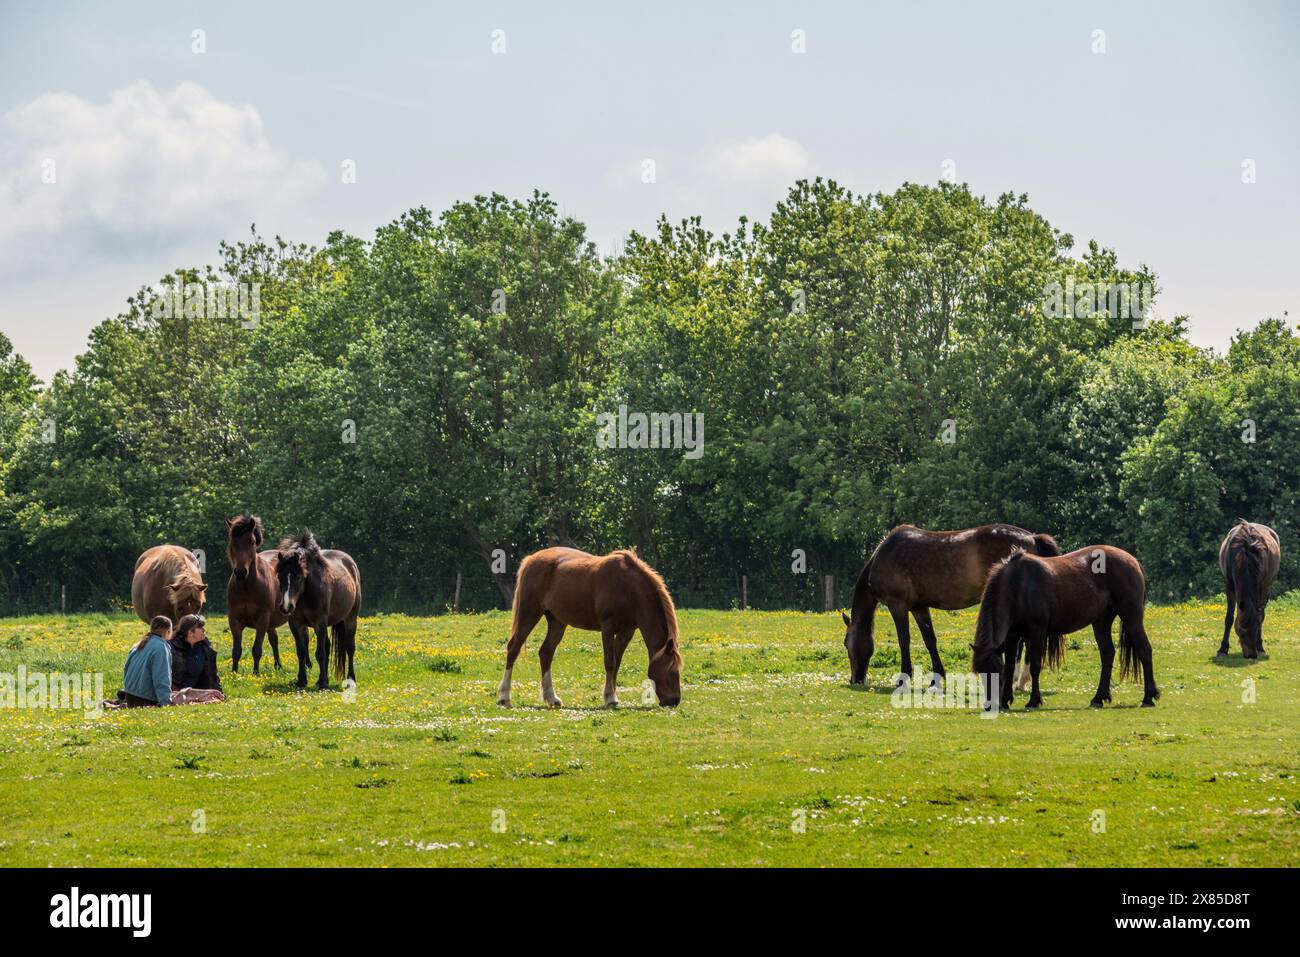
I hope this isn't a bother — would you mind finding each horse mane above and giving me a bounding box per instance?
[1033,533,1062,557]
[231,513,264,545]
[1235,520,1267,567]
[618,548,681,666]
[971,550,1025,668]
[279,530,323,563]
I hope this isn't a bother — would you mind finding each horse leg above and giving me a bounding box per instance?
[999,633,1017,709]
[497,604,542,707]
[1024,632,1045,709]
[290,621,310,689]
[1090,613,1116,707]
[314,622,331,690]
[911,607,945,688]
[887,603,913,687]
[251,627,265,675]
[537,612,567,708]
[1124,614,1159,707]
[267,626,283,670]
[602,626,635,708]
[345,615,357,683]
[230,619,244,673]
[1217,592,1234,656]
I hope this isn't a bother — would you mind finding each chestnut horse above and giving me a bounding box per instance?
[274,532,361,690]
[971,545,1159,709]
[1218,520,1280,658]
[225,514,290,674]
[131,545,207,623]
[496,547,682,709]
[842,524,1060,686]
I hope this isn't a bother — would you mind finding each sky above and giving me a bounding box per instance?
[0,0,1297,382]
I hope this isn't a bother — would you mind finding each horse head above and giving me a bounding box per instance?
[226,514,264,581]
[166,573,207,618]
[275,531,320,616]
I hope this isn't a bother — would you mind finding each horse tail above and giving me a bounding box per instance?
[1045,630,1066,670]
[1118,620,1136,682]
[331,621,350,681]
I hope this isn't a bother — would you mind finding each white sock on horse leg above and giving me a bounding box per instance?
[496,666,512,705]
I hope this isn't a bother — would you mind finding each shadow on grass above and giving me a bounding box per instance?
[1210,652,1268,668]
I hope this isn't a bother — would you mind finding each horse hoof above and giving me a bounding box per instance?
[543,698,563,709]
[604,699,619,709]
[1215,650,1228,657]
[1026,699,1041,710]
[1141,699,1156,708]
[497,697,511,708]
[1089,699,1105,708]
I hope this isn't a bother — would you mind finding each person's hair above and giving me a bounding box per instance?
[175,614,206,643]
[135,615,173,651]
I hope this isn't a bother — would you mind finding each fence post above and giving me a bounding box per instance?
[741,575,748,610]
[453,572,462,613]
[61,584,66,615]
[824,574,834,612]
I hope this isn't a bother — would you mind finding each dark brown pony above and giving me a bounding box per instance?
[274,532,361,690]
[496,547,682,708]
[1218,520,1281,658]
[842,524,1061,686]
[225,514,290,674]
[971,545,1159,709]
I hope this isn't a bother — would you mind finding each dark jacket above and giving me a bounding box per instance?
[169,637,223,692]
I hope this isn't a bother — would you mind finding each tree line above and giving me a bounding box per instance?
[1,179,1296,614]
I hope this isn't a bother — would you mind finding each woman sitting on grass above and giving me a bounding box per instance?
[115,615,175,707]
[169,614,225,704]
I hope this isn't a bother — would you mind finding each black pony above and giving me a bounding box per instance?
[1217,520,1281,658]
[274,532,362,690]
[971,545,1159,709]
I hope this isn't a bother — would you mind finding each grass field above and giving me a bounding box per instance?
[1,602,1297,867]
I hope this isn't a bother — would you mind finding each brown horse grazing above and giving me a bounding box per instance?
[971,545,1160,709]
[1218,520,1281,658]
[225,515,290,674]
[497,547,682,709]
[842,524,1061,687]
[131,545,207,624]
[274,532,361,690]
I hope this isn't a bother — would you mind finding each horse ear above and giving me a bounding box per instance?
[841,611,851,627]
[165,582,178,592]
[226,517,235,528]
[969,643,976,651]
[198,584,208,594]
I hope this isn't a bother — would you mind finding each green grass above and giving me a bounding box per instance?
[0,605,1296,866]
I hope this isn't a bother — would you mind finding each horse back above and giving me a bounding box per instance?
[318,549,361,621]
[873,523,1037,610]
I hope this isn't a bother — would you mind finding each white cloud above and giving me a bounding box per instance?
[0,81,326,274]
[696,133,812,189]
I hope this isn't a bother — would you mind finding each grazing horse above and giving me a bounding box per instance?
[131,545,207,624]
[971,546,1160,709]
[225,514,290,674]
[496,547,682,709]
[842,524,1061,686]
[274,532,361,690]
[1218,520,1281,658]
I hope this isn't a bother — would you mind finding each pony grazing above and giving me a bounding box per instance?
[1218,520,1281,658]
[274,532,361,690]
[971,545,1159,710]
[131,545,207,624]
[225,514,291,674]
[497,547,682,709]
[842,524,1061,687]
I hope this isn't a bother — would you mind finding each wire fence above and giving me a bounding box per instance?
[0,568,862,618]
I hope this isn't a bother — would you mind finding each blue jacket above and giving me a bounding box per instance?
[123,634,173,704]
